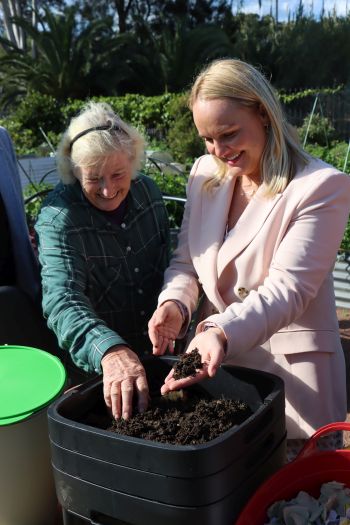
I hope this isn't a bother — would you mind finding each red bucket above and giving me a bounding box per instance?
[236,422,350,525]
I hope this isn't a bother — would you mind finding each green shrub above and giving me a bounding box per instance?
[24,182,54,228]
[165,93,204,165]
[144,166,187,229]
[341,220,350,252]
[0,91,63,155]
[298,112,336,147]
[303,141,350,252]
[62,94,175,138]
[304,141,349,173]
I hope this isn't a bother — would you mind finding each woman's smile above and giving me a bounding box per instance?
[225,151,243,166]
[76,152,133,211]
[192,98,268,183]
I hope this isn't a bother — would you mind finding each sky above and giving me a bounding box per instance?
[238,0,349,21]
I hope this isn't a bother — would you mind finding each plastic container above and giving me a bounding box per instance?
[0,345,66,525]
[236,422,350,525]
[48,356,286,525]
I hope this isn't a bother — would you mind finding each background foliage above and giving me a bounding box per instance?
[1,1,350,109]
[1,1,349,249]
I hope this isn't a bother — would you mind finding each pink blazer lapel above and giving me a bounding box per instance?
[217,187,283,277]
[189,176,234,310]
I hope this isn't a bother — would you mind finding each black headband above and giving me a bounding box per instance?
[69,124,124,152]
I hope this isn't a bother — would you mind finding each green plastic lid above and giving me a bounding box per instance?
[0,345,66,426]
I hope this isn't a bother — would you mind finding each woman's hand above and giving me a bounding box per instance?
[101,346,149,420]
[148,301,183,356]
[161,327,226,395]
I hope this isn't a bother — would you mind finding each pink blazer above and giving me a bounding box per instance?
[158,155,350,438]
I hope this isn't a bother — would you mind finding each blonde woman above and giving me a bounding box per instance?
[36,102,170,420]
[148,59,350,460]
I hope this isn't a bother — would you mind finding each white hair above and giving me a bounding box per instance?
[56,101,145,184]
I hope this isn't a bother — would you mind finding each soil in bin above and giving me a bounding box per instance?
[107,350,253,446]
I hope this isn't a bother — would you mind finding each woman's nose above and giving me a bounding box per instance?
[99,178,114,197]
[213,140,230,159]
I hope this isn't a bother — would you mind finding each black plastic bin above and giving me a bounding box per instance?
[48,356,286,525]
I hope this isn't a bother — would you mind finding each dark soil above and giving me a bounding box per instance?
[107,349,252,446]
[173,348,203,379]
[107,391,252,445]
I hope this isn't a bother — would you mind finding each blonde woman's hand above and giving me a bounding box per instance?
[160,327,226,395]
[148,301,183,356]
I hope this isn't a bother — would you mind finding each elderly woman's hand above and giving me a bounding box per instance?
[101,346,149,420]
[148,301,183,356]
[160,327,226,395]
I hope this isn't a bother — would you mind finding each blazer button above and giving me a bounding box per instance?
[238,287,249,299]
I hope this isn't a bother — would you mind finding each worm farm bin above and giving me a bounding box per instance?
[48,356,286,525]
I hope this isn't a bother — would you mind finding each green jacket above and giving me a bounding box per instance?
[35,174,170,374]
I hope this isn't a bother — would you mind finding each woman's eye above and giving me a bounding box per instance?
[223,131,237,139]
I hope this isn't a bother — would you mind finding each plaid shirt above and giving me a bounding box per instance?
[35,175,170,374]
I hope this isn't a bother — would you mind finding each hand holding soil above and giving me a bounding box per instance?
[161,348,207,395]
[161,330,226,395]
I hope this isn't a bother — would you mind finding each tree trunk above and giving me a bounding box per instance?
[114,0,134,33]
[31,0,37,59]
[0,0,25,49]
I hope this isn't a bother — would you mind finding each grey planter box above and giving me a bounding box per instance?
[333,252,350,309]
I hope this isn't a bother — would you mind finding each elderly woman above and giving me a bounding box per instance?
[148,59,350,460]
[35,102,170,420]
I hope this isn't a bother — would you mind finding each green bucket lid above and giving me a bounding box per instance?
[0,345,66,426]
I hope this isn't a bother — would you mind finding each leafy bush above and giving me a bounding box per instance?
[1,90,349,250]
[298,112,336,147]
[165,93,205,165]
[0,92,205,161]
[304,141,350,252]
[144,166,187,229]
[0,92,63,155]
[341,221,350,252]
[304,141,349,172]
[24,182,54,228]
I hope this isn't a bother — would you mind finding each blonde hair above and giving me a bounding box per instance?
[56,101,145,184]
[189,58,309,194]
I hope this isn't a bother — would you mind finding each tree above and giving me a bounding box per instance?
[1,0,26,49]
[113,0,134,32]
[273,15,350,88]
[0,5,131,106]
[0,0,66,49]
[112,18,235,94]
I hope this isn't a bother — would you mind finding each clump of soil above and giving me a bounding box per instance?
[107,392,252,445]
[173,348,202,379]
